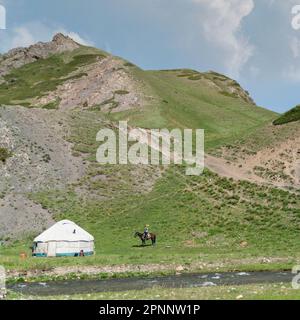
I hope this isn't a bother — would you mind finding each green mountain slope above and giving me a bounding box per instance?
[273,105,300,125]
[112,68,277,149]
[0,35,299,274]
[0,38,276,150]
[1,108,299,272]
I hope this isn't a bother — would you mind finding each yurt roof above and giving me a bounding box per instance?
[34,220,94,242]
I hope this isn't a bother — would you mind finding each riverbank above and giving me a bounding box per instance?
[3,255,298,285]
[6,274,299,300]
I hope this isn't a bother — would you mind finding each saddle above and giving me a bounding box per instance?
[143,233,151,240]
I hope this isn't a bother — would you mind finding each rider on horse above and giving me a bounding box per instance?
[143,224,149,240]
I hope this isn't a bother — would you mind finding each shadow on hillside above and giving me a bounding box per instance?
[132,244,153,248]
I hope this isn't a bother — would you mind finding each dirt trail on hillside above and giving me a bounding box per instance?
[122,126,273,186]
[213,126,300,189]
[205,155,265,183]
[205,153,299,190]
[124,125,300,190]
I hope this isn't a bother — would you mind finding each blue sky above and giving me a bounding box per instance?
[0,0,300,113]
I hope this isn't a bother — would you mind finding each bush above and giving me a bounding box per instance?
[114,90,129,95]
[0,147,12,163]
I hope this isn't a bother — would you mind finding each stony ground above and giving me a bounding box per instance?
[5,256,293,280]
[212,122,300,189]
[35,56,146,112]
[0,106,87,239]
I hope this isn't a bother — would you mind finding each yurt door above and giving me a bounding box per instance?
[47,242,57,257]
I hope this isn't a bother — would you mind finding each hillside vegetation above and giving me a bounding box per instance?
[0,35,299,275]
[273,105,300,125]
[0,47,106,107]
[213,119,300,188]
[2,162,300,271]
[111,68,276,149]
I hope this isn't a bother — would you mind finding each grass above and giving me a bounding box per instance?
[114,90,130,95]
[0,47,106,107]
[273,105,300,125]
[211,119,300,159]
[0,45,277,151]
[6,283,300,300]
[110,68,277,150]
[1,165,300,272]
[41,98,61,110]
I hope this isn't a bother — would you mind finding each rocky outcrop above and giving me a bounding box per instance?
[0,33,80,79]
[34,56,145,112]
[204,71,255,105]
[175,69,256,105]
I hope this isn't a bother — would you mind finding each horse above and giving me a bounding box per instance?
[134,231,156,246]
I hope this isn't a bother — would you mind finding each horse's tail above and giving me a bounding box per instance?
[152,234,157,245]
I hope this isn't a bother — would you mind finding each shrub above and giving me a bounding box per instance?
[0,147,12,163]
[114,90,130,95]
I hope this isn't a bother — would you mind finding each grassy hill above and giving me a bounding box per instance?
[2,163,300,272]
[111,67,276,149]
[0,44,277,150]
[273,105,300,125]
[0,39,298,277]
[1,109,299,273]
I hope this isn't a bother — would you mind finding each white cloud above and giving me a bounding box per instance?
[0,22,94,53]
[191,0,255,78]
[284,36,300,82]
[10,27,36,48]
[284,65,300,82]
[284,33,300,81]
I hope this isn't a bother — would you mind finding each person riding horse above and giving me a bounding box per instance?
[134,226,156,246]
[143,224,150,240]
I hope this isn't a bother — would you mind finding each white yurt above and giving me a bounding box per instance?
[32,220,94,257]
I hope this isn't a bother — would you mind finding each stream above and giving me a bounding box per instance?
[8,271,293,296]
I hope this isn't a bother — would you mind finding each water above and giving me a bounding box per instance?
[8,271,292,296]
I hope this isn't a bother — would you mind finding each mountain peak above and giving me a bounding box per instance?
[52,33,78,45]
[0,33,80,79]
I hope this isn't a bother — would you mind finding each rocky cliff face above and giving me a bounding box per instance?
[0,33,146,112]
[0,106,87,239]
[34,56,146,112]
[0,33,80,80]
